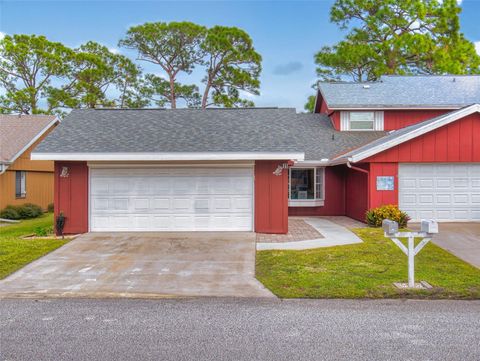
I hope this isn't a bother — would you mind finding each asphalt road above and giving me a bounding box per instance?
[1,298,479,361]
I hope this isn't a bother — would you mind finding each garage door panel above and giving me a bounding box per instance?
[399,163,480,222]
[90,167,253,231]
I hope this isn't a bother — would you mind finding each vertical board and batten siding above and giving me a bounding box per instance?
[382,110,449,131]
[0,136,54,210]
[0,171,53,210]
[289,166,346,217]
[368,163,398,209]
[364,113,480,210]
[255,160,289,234]
[364,113,480,163]
[54,161,89,235]
[345,165,370,222]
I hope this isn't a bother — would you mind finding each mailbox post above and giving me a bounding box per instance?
[382,219,439,288]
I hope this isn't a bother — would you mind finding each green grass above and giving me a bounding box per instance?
[256,227,480,299]
[0,214,69,279]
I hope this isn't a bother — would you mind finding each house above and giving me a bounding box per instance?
[0,115,59,211]
[31,75,480,235]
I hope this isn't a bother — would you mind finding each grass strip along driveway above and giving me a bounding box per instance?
[256,227,480,299]
[0,214,69,279]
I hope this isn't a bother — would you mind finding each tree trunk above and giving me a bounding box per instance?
[201,83,211,109]
[169,75,176,109]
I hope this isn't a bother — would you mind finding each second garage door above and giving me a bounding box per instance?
[90,167,254,232]
[399,163,480,221]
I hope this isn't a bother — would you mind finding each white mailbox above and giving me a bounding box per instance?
[383,218,438,288]
[382,219,399,235]
[421,219,439,234]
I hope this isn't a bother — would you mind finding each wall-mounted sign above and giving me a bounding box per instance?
[377,176,394,191]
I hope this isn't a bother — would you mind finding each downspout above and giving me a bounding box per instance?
[347,160,371,210]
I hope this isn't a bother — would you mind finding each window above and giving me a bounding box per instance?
[349,112,375,130]
[289,167,324,205]
[340,111,384,131]
[15,171,26,198]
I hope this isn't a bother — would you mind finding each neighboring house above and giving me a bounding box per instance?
[0,115,59,211]
[32,75,480,235]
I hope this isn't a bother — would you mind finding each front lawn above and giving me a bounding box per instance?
[256,227,480,299]
[0,214,69,279]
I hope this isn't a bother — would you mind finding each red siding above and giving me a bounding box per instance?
[289,166,345,216]
[369,163,398,209]
[366,113,480,163]
[383,110,450,131]
[345,165,369,222]
[54,161,88,234]
[330,112,341,130]
[255,160,289,234]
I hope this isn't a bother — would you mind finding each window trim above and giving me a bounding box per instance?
[340,111,384,131]
[349,111,375,130]
[15,170,26,199]
[288,167,325,207]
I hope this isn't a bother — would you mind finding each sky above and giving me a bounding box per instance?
[0,0,479,111]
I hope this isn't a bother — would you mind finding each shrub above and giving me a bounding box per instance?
[0,203,43,220]
[0,205,21,220]
[17,203,43,219]
[47,203,54,213]
[365,204,410,228]
[33,225,53,237]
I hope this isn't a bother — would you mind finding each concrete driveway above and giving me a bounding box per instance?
[429,223,480,268]
[0,233,273,298]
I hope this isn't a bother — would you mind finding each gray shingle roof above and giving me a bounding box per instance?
[34,108,387,161]
[289,114,386,160]
[318,75,480,109]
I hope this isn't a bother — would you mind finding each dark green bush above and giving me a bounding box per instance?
[0,205,21,220]
[47,203,54,213]
[0,203,43,220]
[17,203,43,219]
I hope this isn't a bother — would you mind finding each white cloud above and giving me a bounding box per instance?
[240,90,257,99]
[108,47,120,55]
[0,32,5,40]
[475,41,480,56]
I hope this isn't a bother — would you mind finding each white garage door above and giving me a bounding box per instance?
[399,163,480,222]
[90,167,253,232]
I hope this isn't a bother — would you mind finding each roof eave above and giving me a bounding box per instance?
[346,103,480,163]
[31,152,306,162]
[8,116,60,164]
[327,105,464,110]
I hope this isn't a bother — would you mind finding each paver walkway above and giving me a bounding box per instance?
[256,218,323,243]
[257,217,363,250]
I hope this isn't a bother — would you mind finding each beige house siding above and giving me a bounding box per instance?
[0,128,55,211]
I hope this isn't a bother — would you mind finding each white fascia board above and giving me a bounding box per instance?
[327,106,461,111]
[326,157,349,166]
[11,117,59,164]
[31,152,305,162]
[349,104,480,163]
[293,160,330,167]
